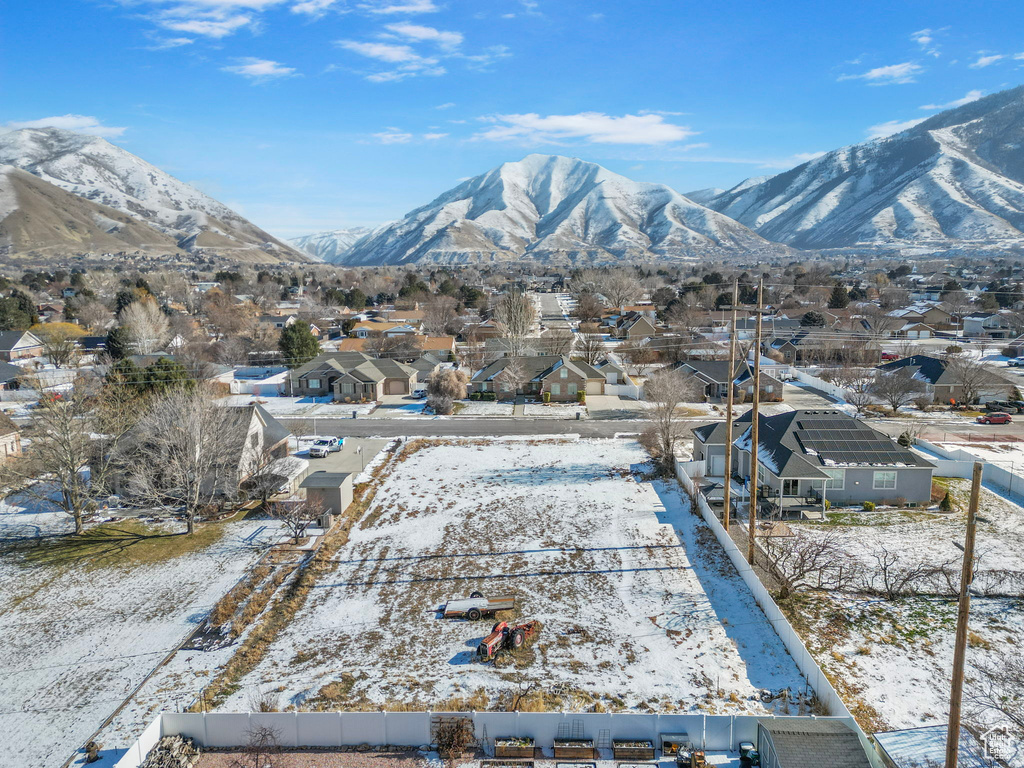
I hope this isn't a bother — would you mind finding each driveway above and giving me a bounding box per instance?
[364,394,427,418]
[586,394,646,420]
[782,382,837,409]
[298,437,392,474]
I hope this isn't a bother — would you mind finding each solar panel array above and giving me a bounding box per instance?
[796,419,917,465]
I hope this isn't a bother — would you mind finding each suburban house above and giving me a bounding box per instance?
[470,355,604,400]
[0,412,21,460]
[873,724,992,768]
[692,409,935,512]
[767,329,880,365]
[962,311,1011,338]
[876,354,1012,405]
[257,314,297,333]
[611,311,657,340]
[671,360,783,402]
[0,330,43,361]
[886,302,955,334]
[0,361,23,390]
[336,335,456,358]
[350,319,420,339]
[288,351,418,400]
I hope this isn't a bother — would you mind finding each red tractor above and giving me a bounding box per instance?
[476,620,540,661]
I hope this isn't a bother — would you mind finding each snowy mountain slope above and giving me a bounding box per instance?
[0,127,306,263]
[702,86,1024,249]
[340,154,773,265]
[289,226,374,262]
[0,165,183,255]
[684,187,726,205]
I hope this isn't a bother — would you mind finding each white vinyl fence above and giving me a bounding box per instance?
[115,711,864,767]
[604,382,643,399]
[673,459,884,768]
[791,369,850,402]
[916,438,1024,500]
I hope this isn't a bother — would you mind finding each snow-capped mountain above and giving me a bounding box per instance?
[702,86,1024,249]
[0,127,305,262]
[289,226,374,262]
[0,165,182,255]
[340,154,773,265]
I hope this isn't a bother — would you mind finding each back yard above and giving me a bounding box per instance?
[0,495,283,768]
[222,439,809,715]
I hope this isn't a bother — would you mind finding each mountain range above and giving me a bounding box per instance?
[700,86,1024,249]
[0,127,304,263]
[5,85,1024,265]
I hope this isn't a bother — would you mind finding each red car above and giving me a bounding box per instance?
[977,412,1012,424]
[881,352,900,361]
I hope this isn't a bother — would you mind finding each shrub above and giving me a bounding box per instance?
[897,431,912,447]
[543,391,551,403]
[577,391,586,404]
[940,491,953,512]
[862,501,876,511]
[1003,347,1018,358]
[946,345,962,354]
[469,392,480,401]
[823,499,831,511]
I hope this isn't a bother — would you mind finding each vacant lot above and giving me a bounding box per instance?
[225,439,808,714]
[0,496,282,768]
[786,479,1024,760]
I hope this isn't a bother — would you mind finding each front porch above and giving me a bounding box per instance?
[698,477,826,521]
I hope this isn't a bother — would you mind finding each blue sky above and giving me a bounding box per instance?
[3,0,1024,238]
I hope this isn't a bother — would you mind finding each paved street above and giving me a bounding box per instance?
[278,415,647,437]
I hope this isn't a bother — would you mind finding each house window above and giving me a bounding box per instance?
[873,471,897,490]
[782,479,799,496]
[823,469,845,490]
[308,378,320,389]
[551,383,561,395]
[341,382,354,395]
[766,385,775,394]
[560,369,568,378]
[501,382,511,392]
[568,383,577,396]
[757,463,768,484]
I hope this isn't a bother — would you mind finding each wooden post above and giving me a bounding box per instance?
[946,461,982,768]
[747,279,763,565]
[723,279,739,531]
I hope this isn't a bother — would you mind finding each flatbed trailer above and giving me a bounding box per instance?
[441,591,516,620]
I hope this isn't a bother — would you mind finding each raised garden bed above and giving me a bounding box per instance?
[494,738,535,759]
[612,740,655,761]
[553,740,595,759]
[482,762,533,768]
[617,763,658,768]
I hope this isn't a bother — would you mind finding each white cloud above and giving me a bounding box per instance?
[435,102,456,110]
[361,0,438,13]
[339,40,426,63]
[920,89,984,110]
[474,112,696,145]
[158,14,253,37]
[147,36,195,49]
[461,44,512,70]
[969,53,1004,68]
[291,0,338,13]
[866,117,927,139]
[838,61,923,85]
[222,57,297,79]
[910,28,942,57]
[423,132,448,140]
[384,22,463,50]
[3,114,127,138]
[373,128,414,143]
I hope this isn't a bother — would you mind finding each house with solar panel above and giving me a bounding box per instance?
[692,410,935,515]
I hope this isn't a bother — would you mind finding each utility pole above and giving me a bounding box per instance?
[723,279,739,531]
[747,279,763,565]
[946,461,983,768]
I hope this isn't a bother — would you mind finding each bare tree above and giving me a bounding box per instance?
[239,444,287,510]
[760,530,851,599]
[72,299,115,333]
[119,297,170,355]
[365,334,422,359]
[32,323,86,368]
[427,368,468,414]
[538,328,574,357]
[421,295,462,336]
[618,339,657,377]
[269,497,325,544]
[494,291,534,357]
[573,291,605,323]
[574,323,605,366]
[230,723,284,768]
[494,357,529,397]
[868,369,926,414]
[643,368,701,474]
[946,353,1002,405]
[597,270,642,308]
[457,336,490,373]
[121,388,248,534]
[966,655,1024,737]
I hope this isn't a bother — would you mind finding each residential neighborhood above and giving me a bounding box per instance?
[0,260,1022,768]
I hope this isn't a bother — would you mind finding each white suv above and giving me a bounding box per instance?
[309,437,343,458]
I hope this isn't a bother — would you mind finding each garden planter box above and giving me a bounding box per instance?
[483,762,533,768]
[494,738,535,759]
[612,741,655,761]
[553,740,594,759]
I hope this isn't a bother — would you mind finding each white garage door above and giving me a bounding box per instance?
[586,380,603,395]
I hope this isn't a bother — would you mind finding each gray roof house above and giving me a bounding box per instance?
[757,718,873,768]
[471,355,605,400]
[877,354,1012,405]
[873,724,993,768]
[0,330,43,361]
[671,359,784,402]
[288,351,419,400]
[693,409,935,514]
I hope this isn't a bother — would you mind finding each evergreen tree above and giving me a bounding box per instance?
[940,491,953,512]
[145,358,194,393]
[828,283,850,309]
[105,326,133,360]
[800,310,826,327]
[280,323,321,368]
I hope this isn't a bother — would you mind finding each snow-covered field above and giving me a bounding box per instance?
[223,439,808,714]
[455,401,514,416]
[218,395,376,417]
[934,440,1024,472]
[788,480,1024,755]
[523,403,588,418]
[0,496,282,768]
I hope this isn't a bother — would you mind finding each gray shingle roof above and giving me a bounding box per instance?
[758,718,871,768]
